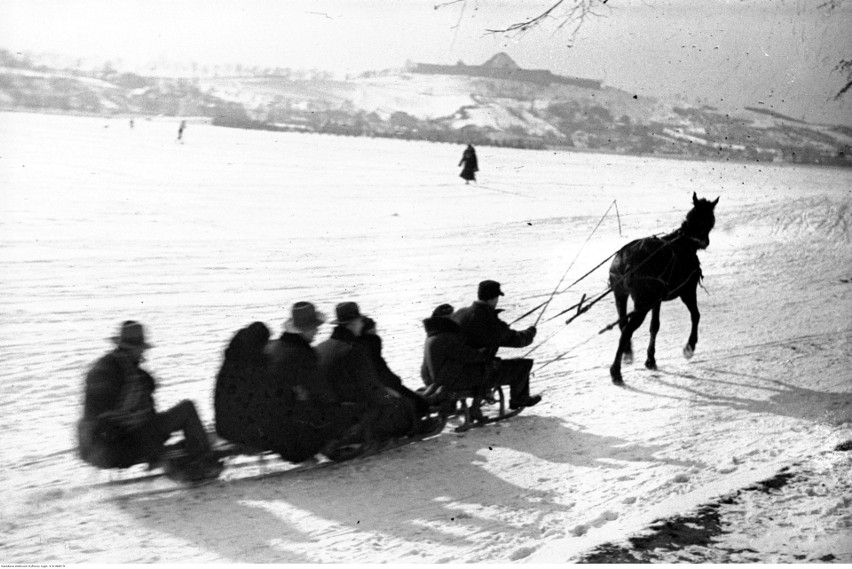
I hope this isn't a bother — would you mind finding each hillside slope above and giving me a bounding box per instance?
[2,63,850,166]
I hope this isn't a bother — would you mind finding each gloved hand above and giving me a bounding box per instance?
[526,326,537,338]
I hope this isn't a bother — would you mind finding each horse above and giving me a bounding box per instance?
[608,192,719,385]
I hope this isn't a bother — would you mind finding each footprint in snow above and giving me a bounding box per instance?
[571,523,589,537]
[591,510,619,527]
[510,546,536,560]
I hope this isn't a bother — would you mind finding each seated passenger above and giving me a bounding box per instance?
[357,316,432,421]
[316,302,421,445]
[453,280,541,410]
[421,304,490,419]
[265,302,363,462]
[214,321,273,450]
[78,321,221,480]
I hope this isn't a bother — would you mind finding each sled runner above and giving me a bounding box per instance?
[82,412,449,486]
[443,385,522,433]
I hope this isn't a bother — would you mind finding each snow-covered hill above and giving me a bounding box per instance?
[2,62,851,165]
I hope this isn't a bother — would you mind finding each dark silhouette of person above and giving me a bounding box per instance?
[459,144,478,184]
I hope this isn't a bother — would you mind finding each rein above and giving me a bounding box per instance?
[519,199,713,372]
[511,199,622,327]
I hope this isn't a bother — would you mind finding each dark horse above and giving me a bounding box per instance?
[608,192,719,385]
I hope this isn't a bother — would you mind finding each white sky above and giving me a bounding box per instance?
[2,0,851,125]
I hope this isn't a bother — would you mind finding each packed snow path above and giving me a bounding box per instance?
[1,113,850,563]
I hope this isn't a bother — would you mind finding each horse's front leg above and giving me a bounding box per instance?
[681,289,700,359]
[611,307,648,385]
[614,291,633,364]
[645,302,661,370]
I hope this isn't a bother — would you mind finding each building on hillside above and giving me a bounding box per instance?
[411,53,601,90]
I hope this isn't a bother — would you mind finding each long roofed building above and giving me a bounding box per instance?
[412,52,601,90]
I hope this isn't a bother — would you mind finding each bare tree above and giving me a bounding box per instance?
[834,59,852,100]
[820,0,852,99]
[484,0,607,36]
[438,0,851,100]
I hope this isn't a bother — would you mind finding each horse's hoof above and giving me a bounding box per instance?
[610,366,624,385]
[683,345,694,359]
[612,377,625,386]
[623,353,633,365]
[645,360,657,370]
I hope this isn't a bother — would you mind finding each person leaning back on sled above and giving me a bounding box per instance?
[78,321,220,479]
[264,301,364,462]
[357,315,435,425]
[452,280,541,410]
[421,303,491,421]
[316,302,436,447]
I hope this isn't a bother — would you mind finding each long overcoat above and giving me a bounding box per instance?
[214,322,277,450]
[420,315,488,391]
[315,326,390,408]
[78,351,158,469]
[357,332,431,418]
[265,332,359,462]
[316,326,414,440]
[459,145,479,181]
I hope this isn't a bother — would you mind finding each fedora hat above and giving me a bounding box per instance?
[284,301,326,333]
[333,301,363,324]
[477,279,505,301]
[111,320,152,349]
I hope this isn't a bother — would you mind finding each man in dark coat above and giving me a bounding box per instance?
[214,321,273,450]
[459,144,478,184]
[452,280,542,409]
[315,302,416,444]
[421,304,488,391]
[265,302,362,462]
[421,303,491,419]
[358,316,432,421]
[79,321,219,479]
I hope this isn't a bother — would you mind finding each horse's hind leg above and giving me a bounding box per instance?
[610,307,648,385]
[613,291,633,364]
[645,302,661,370]
[681,288,700,359]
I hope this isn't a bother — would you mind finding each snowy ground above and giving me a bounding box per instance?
[1,111,850,563]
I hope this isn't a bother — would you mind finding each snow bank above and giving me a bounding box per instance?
[1,112,850,563]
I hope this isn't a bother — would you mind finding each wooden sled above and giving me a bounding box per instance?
[85,410,449,486]
[443,385,522,433]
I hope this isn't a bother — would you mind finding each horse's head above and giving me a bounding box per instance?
[683,192,719,249]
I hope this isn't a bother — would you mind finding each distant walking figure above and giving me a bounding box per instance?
[459,144,478,184]
[177,120,187,142]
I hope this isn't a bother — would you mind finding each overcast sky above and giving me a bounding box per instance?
[2,0,850,125]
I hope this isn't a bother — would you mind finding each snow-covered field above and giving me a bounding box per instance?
[1,111,850,563]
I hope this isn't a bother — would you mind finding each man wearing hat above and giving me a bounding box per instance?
[264,302,363,462]
[452,280,541,410]
[78,321,219,479]
[316,302,418,445]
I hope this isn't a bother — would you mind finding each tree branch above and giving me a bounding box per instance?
[834,59,852,100]
[483,0,608,42]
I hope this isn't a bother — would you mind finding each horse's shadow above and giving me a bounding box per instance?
[629,366,852,426]
[111,415,700,562]
[458,413,704,470]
